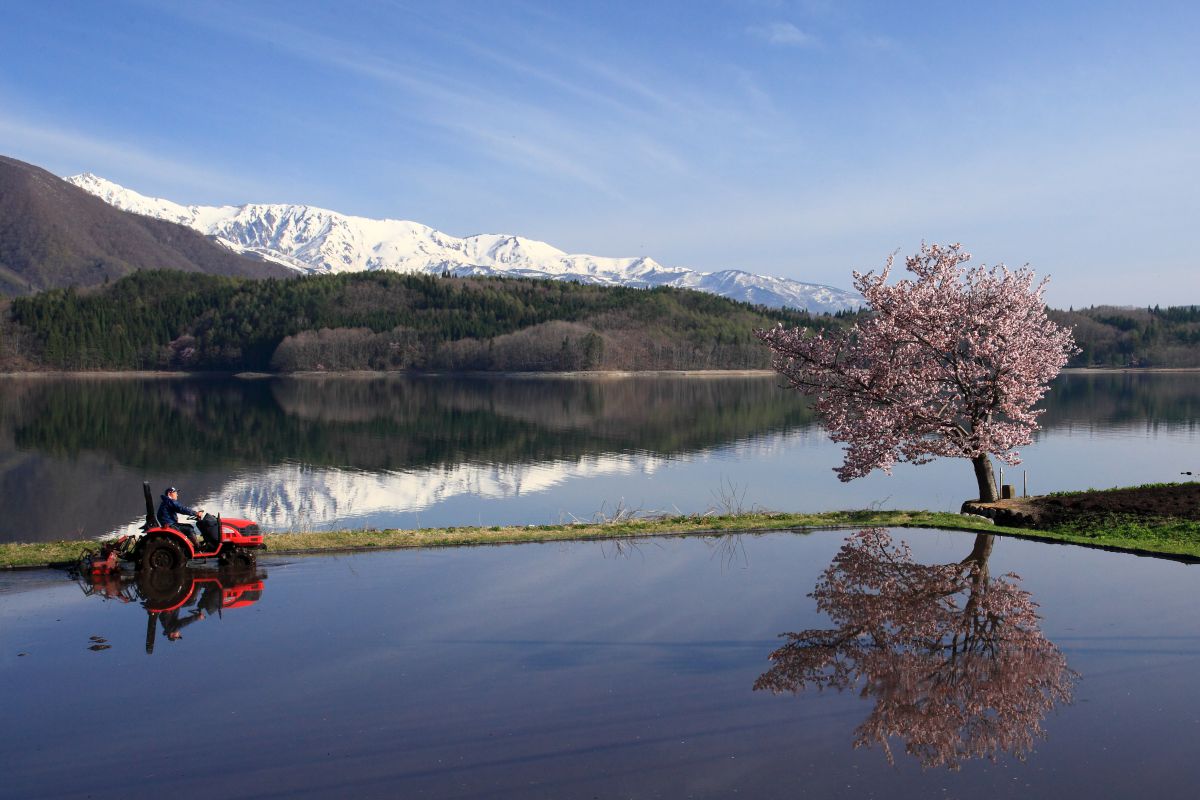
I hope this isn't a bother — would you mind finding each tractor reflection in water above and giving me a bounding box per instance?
[755,528,1076,769]
[77,566,266,654]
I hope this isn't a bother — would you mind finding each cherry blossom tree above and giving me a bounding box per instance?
[754,529,1075,769]
[756,243,1076,502]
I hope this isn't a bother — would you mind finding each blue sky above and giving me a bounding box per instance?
[2,0,1197,306]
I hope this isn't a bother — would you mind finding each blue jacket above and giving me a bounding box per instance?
[157,494,197,527]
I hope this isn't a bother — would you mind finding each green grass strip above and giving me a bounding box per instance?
[5,508,1199,569]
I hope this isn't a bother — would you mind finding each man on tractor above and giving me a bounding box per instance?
[157,486,207,550]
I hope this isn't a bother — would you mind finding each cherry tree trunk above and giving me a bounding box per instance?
[972,455,999,503]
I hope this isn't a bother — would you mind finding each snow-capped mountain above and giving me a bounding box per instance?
[66,173,863,313]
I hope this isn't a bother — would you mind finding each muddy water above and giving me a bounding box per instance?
[2,529,1198,798]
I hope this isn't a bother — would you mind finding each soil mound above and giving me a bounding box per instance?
[963,482,1200,529]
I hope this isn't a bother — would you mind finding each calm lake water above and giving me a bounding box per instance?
[0,371,1196,542]
[2,528,1197,798]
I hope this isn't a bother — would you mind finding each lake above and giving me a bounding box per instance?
[0,371,1196,542]
[2,528,1197,798]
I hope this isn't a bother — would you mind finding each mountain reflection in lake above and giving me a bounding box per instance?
[0,371,1196,542]
[755,528,1075,769]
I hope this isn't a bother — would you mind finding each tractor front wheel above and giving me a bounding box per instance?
[140,536,186,571]
[220,547,255,569]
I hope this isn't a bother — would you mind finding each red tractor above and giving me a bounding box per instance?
[81,483,266,572]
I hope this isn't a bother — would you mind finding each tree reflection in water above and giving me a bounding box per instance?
[754,528,1076,769]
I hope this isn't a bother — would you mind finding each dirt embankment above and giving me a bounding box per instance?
[963,482,1200,528]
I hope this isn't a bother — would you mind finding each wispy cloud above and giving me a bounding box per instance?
[145,1,782,199]
[849,32,902,52]
[748,21,817,47]
[143,4,648,195]
[0,115,265,199]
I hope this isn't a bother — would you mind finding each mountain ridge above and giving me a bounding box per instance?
[67,173,863,313]
[0,156,290,294]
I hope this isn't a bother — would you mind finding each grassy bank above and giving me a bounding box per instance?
[4,506,1199,569]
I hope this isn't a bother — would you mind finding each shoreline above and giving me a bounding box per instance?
[0,368,779,380]
[3,366,1199,380]
[4,508,1198,570]
[1060,366,1200,374]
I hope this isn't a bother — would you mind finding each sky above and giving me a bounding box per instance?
[1,0,1197,307]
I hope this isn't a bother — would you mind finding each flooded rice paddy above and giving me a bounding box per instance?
[3,528,1198,798]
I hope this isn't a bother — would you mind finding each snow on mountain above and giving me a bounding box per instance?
[66,173,863,312]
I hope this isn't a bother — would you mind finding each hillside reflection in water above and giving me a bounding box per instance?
[0,371,1196,542]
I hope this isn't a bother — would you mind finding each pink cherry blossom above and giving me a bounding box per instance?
[756,243,1077,501]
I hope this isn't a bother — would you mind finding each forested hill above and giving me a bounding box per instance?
[0,270,1194,372]
[1049,306,1200,367]
[0,270,832,372]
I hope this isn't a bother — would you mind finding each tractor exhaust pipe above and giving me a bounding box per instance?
[142,482,158,530]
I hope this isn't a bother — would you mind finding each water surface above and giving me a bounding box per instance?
[0,371,1195,542]
[2,529,1197,798]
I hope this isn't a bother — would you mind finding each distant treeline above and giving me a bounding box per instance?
[0,270,1194,372]
[1050,305,1200,368]
[0,270,831,372]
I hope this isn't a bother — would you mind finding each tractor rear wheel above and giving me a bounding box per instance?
[140,536,186,571]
